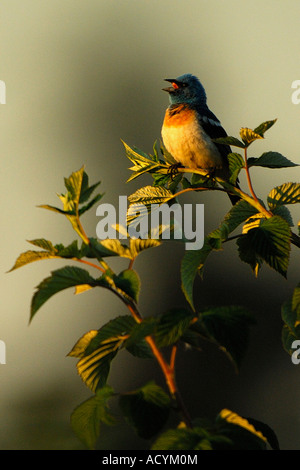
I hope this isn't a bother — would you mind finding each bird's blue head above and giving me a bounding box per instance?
[163,73,207,107]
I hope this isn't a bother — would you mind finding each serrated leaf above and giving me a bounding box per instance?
[127,186,175,226]
[128,186,174,205]
[281,285,300,355]
[68,330,98,358]
[151,426,231,450]
[237,216,291,277]
[124,318,157,349]
[64,167,84,206]
[267,182,300,210]
[114,269,140,303]
[79,193,104,216]
[129,238,161,258]
[240,128,263,146]
[242,213,265,234]
[119,382,171,439]
[181,243,212,309]
[272,205,294,227]
[79,172,101,204]
[80,316,136,357]
[155,308,195,347]
[227,153,244,184]
[127,163,161,183]
[8,250,58,272]
[223,199,260,233]
[71,386,115,450]
[247,151,298,169]
[38,204,70,215]
[28,239,56,252]
[30,266,97,321]
[76,343,119,392]
[217,409,267,450]
[99,239,132,259]
[292,284,300,317]
[254,119,277,136]
[213,136,245,148]
[70,316,136,392]
[160,143,177,165]
[194,306,255,369]
[124,319,156,359]
[122,140,156,165]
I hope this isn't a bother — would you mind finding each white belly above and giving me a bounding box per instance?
[162,120,223,170]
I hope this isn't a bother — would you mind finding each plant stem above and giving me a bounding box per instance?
[74,258,106,273]
[126,301,192,428]
[175,167,272,218]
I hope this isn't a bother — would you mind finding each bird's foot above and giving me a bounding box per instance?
[167,162,183,180]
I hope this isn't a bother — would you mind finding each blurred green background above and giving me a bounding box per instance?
[1,0,300,449]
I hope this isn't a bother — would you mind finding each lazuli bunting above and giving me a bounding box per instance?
[161,73,239,204]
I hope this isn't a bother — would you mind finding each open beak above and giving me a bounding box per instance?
[162,78,176,93]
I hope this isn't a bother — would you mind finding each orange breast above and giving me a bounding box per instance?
[163,104,195,127]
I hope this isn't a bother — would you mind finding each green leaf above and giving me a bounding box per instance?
[79,193,104,216]
[240,128,263,146]
[119,382,171,439]
[223,199,260,233]
[79,316,136,357]
[28,238,56,251]
[64,167,84,206]
[181,243,212,309]
[98,239,132,259]
[194,306,255,369]
[237,216,291,277]
[253,119,277,137]
[124,319,155,359]
[69,316,136,392]
[127,186,175,225]
[267,182,300,210]
[129,238,161,258]
[8,239,89,272]
[114,269,141,303]
[125,318,157,349]
[122,141,156,166]
[127,163,161,183]
[155,308,195,347]
[9,250,57,272]
[128,185,174,205]
[79,171,101,204]
[216,409,267,450]
[39,168,103,242]
[160,143,177,165]
[248,151,298,169]
[70,386,115,450]
[245,417,280,450]
[292,284,300,317]
[213,136,245,148]
[30,266,97,321]
[151,426,231,450]
[227,153,244,184]
[272,205,294,227]
[281,285,300,355]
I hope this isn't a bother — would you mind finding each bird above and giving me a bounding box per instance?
[161,73,239,204]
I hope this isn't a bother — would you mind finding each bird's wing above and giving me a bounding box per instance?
[196,107,231,160]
